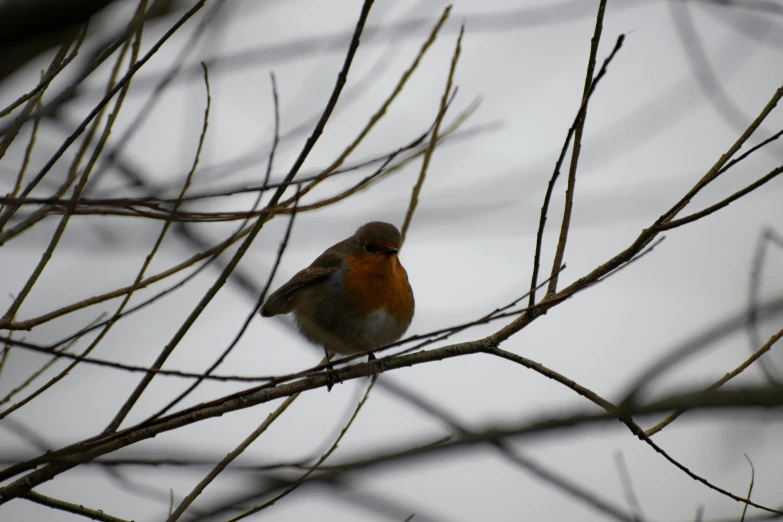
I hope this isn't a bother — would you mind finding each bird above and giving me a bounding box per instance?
[260,221,415,376]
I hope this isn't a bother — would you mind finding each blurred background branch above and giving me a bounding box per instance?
[1,1,782,521]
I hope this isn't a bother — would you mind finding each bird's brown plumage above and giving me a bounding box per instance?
[259,222,414,356]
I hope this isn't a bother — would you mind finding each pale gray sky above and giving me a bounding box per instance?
[1,0,782,521]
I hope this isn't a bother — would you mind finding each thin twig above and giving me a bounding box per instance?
[716,128,783,176]
[401,25,463,246]
[657,164,783,231]
[228,377,377,521]
[3,91,43,219]
[24,490,131,522]
[165,389,303,521]
[740,454,755,522]
[262,72,280,188]
[644,324,783,436]
[614,452,646,522]
[746,227,783,382]
[0,339,10,382]
[546,0,608,295]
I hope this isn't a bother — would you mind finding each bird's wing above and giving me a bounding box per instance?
[259,240,346,317]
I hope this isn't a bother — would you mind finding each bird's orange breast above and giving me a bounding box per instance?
[342,253,413,323]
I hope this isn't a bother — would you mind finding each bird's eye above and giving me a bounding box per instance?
[364,242,375,253]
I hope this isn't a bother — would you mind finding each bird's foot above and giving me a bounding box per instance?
[325,362,343,391]
[367,352,388,374]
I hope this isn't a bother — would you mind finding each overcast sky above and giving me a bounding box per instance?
[1,0,783,521]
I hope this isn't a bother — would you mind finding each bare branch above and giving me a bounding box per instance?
[24,490,131,522]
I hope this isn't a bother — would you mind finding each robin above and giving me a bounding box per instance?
[260,221,415,376]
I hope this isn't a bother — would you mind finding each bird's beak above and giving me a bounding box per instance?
[381,247,398,256]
